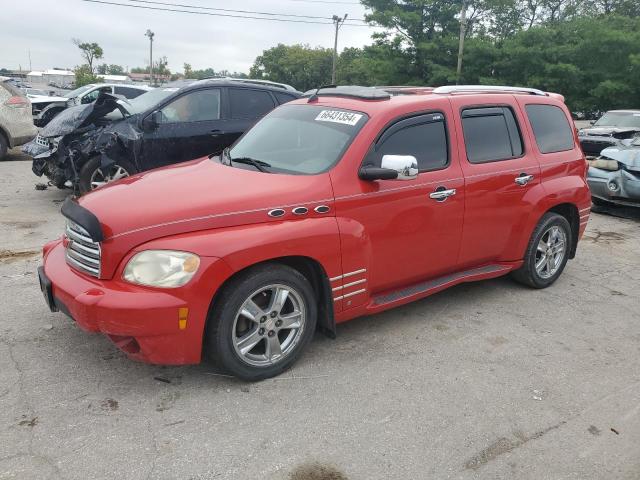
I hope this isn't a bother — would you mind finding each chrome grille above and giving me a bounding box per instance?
[65,221,101,277]
[35,134,50,148]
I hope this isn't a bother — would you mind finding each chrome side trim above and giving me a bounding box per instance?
[314,205,330,214]
[332,278,366,292]
[292,206,308,215]
[333,289,366,302]
[329,268,366,282]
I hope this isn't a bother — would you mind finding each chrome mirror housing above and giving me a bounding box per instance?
[380,154,418,181]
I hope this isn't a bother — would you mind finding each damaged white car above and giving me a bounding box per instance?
[587,137,640,207]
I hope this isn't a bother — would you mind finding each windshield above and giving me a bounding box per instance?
[63,84,95,98]
[594,112,640,128]
[122,87,179,114]
[228,104,368,174]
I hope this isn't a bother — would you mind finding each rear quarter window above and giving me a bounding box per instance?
[525,104,575,153]
[274,92,298,105]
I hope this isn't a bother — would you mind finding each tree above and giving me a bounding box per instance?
[72,39,103,74]
[250,44,333,91]
[74,64,101,87]
[183,63,193,78]
[96,64,125,75]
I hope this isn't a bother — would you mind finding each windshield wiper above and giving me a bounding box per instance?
[229,156,271,173]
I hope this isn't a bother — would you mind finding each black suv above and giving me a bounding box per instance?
[26,79,301,193]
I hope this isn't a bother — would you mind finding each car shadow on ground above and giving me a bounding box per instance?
[591,203,640,221]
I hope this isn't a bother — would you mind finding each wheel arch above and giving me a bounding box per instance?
[205,255,336,349]
[0,125,12,149]
[546,203,580,258]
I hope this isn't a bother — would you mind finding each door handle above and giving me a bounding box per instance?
[210,129,224,137]
[515,173,534,186]
[429,186,456,202]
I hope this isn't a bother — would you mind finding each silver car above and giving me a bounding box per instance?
[0,77,38,160]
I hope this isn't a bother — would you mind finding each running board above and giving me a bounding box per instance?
[371,264,512,307]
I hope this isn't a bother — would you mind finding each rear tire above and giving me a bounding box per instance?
[0,133,8,160]
[511,213,572,289]
[205,264,317,381]
[78,157,136,194]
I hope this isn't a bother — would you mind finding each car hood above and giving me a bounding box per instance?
[600,145,640,172]
[38,93,123,138]
[78,156,334,244]
[30,95,68,104]
[580,126,640,137]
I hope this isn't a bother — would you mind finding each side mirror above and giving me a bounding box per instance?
[589,120,595,125]
[359,154,418,181]
[142,111,162,131]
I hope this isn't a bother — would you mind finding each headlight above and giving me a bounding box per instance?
[123,250,200,288]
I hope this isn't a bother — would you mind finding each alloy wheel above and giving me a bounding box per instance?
[535,225,567,279]
[90,165,131,190]
[232,284,306,367]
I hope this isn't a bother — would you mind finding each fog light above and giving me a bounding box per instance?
[607,181,619,192]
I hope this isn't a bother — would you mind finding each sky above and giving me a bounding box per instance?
[0,0,378,74]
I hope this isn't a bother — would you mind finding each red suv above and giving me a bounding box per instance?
[38,85,591,380]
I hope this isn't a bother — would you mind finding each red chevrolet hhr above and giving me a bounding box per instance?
[38,85,591,380]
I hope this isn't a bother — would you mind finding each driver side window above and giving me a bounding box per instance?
[369,113,449,172]
[159,89,221,124]
[81,86,111,104]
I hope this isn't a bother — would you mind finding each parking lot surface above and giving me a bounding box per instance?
[1,160,639,480]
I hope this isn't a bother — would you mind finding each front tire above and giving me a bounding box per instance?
[78,157,136,194]
[511,213,572,289]
[206,264,317,381]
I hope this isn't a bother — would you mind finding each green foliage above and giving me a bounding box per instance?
[72,39,103,74]
[74,65,101,87]
[249,4,640,114]
[250,44,333,91]
[96,64,125,75]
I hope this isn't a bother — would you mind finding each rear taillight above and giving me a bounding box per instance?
[5,96,30,108]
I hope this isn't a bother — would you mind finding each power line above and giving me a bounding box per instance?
[125,0,367,22]
[285,0,361,4]
[80,0,373,26]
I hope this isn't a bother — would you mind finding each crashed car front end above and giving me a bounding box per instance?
[587,142,640,207]
[23,93,141,192]
[578,128,640,158]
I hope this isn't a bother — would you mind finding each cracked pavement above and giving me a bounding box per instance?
[1,161,639,479]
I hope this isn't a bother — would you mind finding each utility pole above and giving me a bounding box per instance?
[331,14,347,85]
[28,49,32,72]
[456,1,467,85]
[145,29,154,86]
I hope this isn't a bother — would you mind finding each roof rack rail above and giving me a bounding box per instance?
[225,78,298,92]
[303,85,391,101]
[433,85,547,96]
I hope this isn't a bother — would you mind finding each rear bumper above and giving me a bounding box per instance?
[41,240,229,364]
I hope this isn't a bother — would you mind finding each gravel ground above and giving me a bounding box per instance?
[0,161,639,480]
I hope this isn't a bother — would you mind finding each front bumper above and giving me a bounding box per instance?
[587,166,640,206]
[40,241,227,364]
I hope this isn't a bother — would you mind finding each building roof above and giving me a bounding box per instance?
[43,69,74,76]
[27,71,44,76]
[97,74,131,82]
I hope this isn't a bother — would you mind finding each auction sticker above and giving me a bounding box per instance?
[315,110,362,126]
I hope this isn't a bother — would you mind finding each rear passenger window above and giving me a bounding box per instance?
[229,88,275,119]
[373,114,448,172]
[274,92,297,105]
[461,107,523,163]
[114,86,145,99]
[526,104,574,153]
